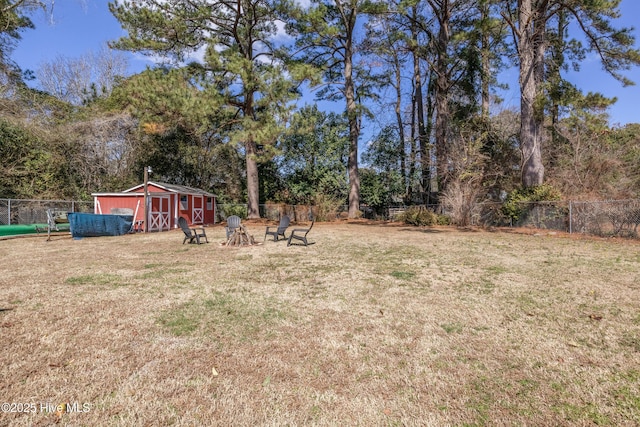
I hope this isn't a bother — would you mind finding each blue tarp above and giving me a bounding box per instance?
[68,213,133,239]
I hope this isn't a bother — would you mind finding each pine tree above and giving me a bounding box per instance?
[285,0,386,218]
[109,0,299,217]
[501,0,640,187]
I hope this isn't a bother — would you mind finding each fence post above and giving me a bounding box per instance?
[7,199,11,225]
[569,201,572,234]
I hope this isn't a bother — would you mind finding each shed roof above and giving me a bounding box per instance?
[92,181,216,197]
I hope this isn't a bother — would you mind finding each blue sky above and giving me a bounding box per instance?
[10,0,640,126]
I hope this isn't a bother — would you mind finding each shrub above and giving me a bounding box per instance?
[441,179,484,226]
[398,206,440,226]
[221,204,247,219]
[502,184,562,221]
[313,193,342,222]
[436,214,452,226]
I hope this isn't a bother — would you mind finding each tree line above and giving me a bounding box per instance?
[1,0,639,222]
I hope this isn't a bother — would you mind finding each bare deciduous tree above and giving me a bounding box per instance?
[36,45,128,105]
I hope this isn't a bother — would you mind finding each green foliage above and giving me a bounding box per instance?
[397,206,446,226]
[360,126,406,211]
[614,124,640,196]
[437,214,451,226]
[277,106,349,204]
[258,160,285,204]
[0,0,36,80]
[359,168,386,208]
[0,118,54,198]
[1,78,140,200]
[286,169,347,205]
[502,185,562,221]
[221,204,247,219]
[110,67,246,196]
[359,168,404,212]
[112,66,225,130]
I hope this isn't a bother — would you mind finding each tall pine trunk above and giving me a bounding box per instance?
[518,0,545,187]
[411,8,430,203]
[407,92,417,204]
[433,1,451,194]
[393,52,407,197]
[245,136,260,219]
[244,79,261,218]
[345,29,360,219]
[480,0,490,119]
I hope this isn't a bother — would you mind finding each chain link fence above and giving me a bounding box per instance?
[4,198,639,239]
[457,200,639,238]
[471,201,569,230]
[0,199,94,226]
[369,200,640,239]
[568,200,640,238]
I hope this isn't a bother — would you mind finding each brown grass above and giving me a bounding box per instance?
[1,222,640,426]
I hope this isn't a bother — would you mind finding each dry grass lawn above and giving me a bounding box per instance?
[1,221,640,426]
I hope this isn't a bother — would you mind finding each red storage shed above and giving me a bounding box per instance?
[92,182,216,232]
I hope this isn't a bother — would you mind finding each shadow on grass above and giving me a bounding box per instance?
[397,225,487,234]
[346,221,456,234]
[402,227,447,234]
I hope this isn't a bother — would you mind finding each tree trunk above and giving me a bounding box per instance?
[346,77,360,218]
[407,92,417,204]
[411,9,430,204]
[425,72,435,196]
[245,136,260,218]
[344,13,360,219]
[433,1,451,194]
[549,9,567,163]
[393,52,407,195]
[244,84,260,218]
[481,1,490,120]
[518,0,545,187]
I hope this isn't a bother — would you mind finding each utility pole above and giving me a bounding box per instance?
[143,166,151,233]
